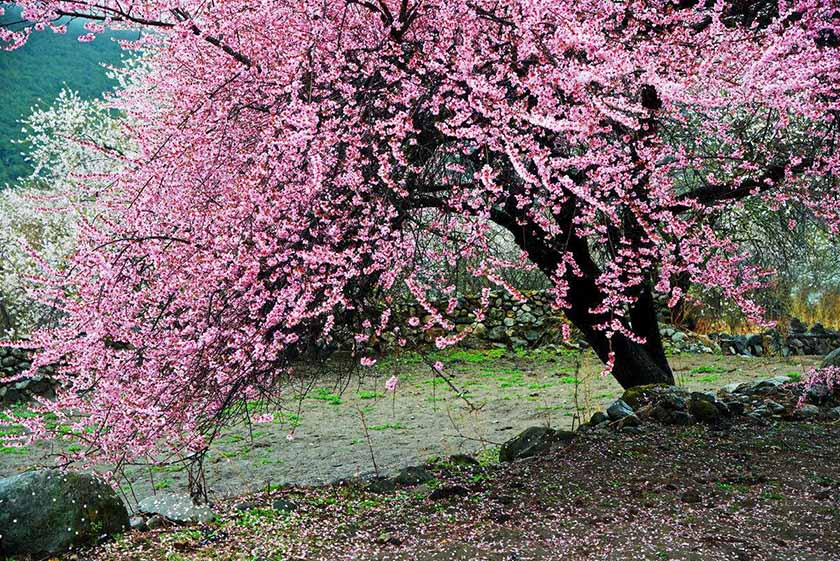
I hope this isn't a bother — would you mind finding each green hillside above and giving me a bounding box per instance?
[0,4,128,186]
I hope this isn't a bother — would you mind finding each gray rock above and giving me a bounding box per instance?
[828,406,840,420]
[669,411,693,425]
[137,493,215,524]
[234,500,260,512]
[499,426,575,462]
[723,400,745,416]
[394,465,434,486]
[688,396,722,424]
[621,426,644,434]
[448,454,480,468]
[721,382,743,395]
[487,326,508,343]
[271,498,297,513]
[745,376,790,395]
[751,405,770,418]
[145,515,167,530]
[367,477,398,494]
[615,413,641,428]
[129,515,147,531]
[0,469,128,558]
[607,399,634,421]
[428,484,469,500]
[806,383,832,405]
[822,347,840,368]
[765,400,785,415]
[797,404,821,418]
[589,411,609,425]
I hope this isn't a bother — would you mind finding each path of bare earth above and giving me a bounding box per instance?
[0,350,821,508]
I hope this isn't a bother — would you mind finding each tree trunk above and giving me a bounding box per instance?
[491,207,675,389]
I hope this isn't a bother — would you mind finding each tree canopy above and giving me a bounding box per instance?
[1,1,838,466]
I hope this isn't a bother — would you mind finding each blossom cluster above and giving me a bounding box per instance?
[0,1,837,466]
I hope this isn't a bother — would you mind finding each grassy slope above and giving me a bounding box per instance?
[0,4,127,186]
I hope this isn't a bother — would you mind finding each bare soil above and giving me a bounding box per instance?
[78,418,840,561]
[0,350,821,508]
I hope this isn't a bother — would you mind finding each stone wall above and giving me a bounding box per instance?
[710,322,840,357]
[395,290,571,349]
[0,346,55,406]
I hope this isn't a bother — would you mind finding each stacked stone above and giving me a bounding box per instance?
[397,290,570,349]
[711,321,840,357]
[0,346,56,405]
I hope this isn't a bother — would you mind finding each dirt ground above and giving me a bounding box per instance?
[0,349,822,508]
[79,418,840,561]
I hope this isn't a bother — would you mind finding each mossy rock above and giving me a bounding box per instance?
[0,469,128,558]
[620,384,675,410]
[499,426,575,462]
[688,398,721,424]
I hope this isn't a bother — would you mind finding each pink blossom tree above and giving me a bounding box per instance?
[1,1,839,464]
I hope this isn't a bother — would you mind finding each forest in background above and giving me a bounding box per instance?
[0,4,126,186]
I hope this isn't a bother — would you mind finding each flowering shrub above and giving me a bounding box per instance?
[0,1,838,467]
[799,365,840,406]
[0,89,127,337]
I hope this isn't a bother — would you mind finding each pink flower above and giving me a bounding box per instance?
[385,375,398,392]
[253,413,274,424]
[360,357,376,367]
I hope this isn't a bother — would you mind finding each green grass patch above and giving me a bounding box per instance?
[690,365,727,375]
[527,382,554,390]
[153,479,173,490]
[497,371,526,388]
[311,388,342,405]
[557,375,581,385]
[433,348,506,364]
[237,507,278,528]
[0,446,29,455]
[275,411,301,427]
[357,390,384,400]
[369,422,407,431]
[697,374,721,383]
[785,371,802,382]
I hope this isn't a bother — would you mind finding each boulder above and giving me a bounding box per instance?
[765,400,786,415]
[606,400,634,421]
[589,411,609,425]
[448,454,480,468]
[797,404,821,419]
[687,393,725,425]
[743,376,790,395]
[394,465,434,486]
[271,498,298,513]
[0,470,128,558]
[822,347,840,369]
[499,426,575,462]
[806,383,832,405]
[137,493,215,524]
[620,384,682,410]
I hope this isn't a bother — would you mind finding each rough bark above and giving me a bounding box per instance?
[491,206,675,389]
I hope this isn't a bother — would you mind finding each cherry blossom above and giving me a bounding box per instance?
[0,1,837,467]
